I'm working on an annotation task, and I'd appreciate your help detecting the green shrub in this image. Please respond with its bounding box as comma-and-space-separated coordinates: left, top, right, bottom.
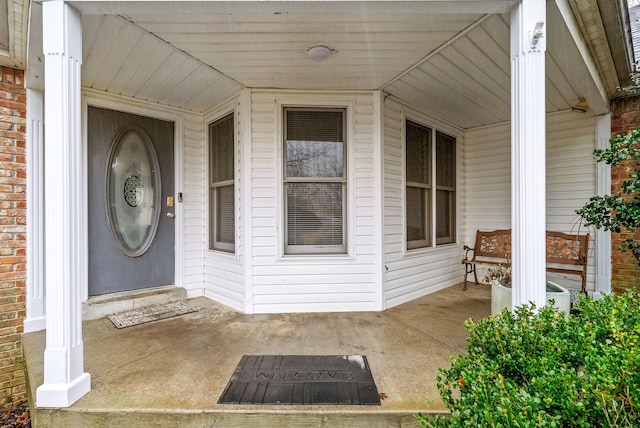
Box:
416, 291, 640, 427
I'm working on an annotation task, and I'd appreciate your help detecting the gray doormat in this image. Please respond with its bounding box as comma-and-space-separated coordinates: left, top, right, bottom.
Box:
108, 301, 196, 328
218, 355, 381, 405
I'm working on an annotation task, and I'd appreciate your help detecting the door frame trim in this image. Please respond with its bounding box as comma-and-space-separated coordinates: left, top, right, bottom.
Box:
82, 91, 185, 302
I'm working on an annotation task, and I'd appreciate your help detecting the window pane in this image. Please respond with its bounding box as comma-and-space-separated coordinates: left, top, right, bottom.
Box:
285, 109, 344, 178
436, 189, 455, 243
216, 185, 235, 246
436, 131, 455, 188
406, 186, 427, 243
406, 121, 431, 185
286, 110, 343, 142
210, 114, 234, 183
286, 140, 344, 178
209, 113, 235, 252
287, 183, 343, 246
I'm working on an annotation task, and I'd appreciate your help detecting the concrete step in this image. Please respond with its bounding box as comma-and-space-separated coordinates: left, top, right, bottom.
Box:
82, 285, 187, 320
31, 407, 428, 427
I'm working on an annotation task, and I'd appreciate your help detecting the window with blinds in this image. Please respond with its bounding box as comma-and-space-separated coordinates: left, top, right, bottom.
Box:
406, 120, 456, 250
284, 108, 347, 254
209, 113, 235, 252
435, 131, 456, 244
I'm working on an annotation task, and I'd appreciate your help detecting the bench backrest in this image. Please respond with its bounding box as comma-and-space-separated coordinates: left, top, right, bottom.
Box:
472, 230, 588, 263
470, 229, 589, 291
473, 229, 511, 260
545, 231, 589, 267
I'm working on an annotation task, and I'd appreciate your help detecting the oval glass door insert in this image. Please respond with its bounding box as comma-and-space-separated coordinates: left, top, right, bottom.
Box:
106, 126, 161, 257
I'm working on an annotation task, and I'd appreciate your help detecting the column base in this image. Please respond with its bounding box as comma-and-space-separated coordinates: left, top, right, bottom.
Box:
23, 316, 46, 333
36, 373, 91, 408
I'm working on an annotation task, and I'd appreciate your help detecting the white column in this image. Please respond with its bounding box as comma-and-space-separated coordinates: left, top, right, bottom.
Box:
594, 114, 612, 299
25, 89, 46, 333
510, 0, 547, 309
36, 0, 91, 407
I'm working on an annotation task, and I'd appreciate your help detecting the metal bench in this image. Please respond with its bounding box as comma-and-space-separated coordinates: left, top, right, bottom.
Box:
462, 229, 589, 292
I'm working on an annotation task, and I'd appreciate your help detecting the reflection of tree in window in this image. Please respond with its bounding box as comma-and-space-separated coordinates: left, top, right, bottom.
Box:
287, 141, 343, 177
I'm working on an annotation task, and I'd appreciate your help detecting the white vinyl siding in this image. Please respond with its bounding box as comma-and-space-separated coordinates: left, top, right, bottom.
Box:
384, 98, 463, 308
249, 90, 381, 313
545, 112, 597, 290
462, 111, 597, 292
181, 111, 207, 295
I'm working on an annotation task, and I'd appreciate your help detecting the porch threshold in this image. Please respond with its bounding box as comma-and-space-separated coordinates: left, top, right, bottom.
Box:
82, 285, 187, 321
24, 284, 490, 428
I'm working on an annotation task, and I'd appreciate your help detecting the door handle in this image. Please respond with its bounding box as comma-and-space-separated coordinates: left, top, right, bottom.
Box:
166, 212, 175, 219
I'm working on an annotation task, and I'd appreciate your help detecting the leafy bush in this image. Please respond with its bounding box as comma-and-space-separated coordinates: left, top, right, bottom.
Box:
416, 291, 640, 427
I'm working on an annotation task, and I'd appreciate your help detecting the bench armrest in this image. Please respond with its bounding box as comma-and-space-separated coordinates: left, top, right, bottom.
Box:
462, 245, 474, 263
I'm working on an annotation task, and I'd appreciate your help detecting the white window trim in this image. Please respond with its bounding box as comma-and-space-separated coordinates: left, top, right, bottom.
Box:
274, 96, 356, 261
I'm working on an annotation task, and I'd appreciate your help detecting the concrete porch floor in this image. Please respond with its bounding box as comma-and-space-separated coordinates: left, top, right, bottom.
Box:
24, 284, 490, 427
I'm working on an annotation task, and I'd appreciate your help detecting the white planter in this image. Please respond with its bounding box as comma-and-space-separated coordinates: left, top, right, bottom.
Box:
491, 281, 571, 318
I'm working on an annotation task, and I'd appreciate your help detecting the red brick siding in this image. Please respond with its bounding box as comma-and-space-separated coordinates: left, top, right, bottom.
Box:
0, 66, 26, 411
610, 95, 640, 293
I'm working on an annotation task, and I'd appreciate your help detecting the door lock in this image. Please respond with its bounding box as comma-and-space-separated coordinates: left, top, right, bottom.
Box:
166, 212, 175, 219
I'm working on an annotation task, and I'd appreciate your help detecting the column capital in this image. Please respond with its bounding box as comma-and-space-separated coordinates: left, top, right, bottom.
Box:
42, 1, 82, 61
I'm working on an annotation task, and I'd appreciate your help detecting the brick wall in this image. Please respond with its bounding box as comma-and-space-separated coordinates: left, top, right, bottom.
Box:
610, 95, 640, 293
0, 66, 26, 411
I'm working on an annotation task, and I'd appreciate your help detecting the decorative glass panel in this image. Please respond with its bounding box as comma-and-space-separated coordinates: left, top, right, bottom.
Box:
106, 127, 161, 257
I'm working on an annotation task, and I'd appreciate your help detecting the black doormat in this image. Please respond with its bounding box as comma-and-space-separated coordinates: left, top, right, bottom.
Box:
218, 355, 381, 406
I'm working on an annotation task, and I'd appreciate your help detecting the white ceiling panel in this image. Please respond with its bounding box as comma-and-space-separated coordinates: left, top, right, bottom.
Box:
13, 0, 622, 126
80, 14, 243, 110
128, 10, 484, 91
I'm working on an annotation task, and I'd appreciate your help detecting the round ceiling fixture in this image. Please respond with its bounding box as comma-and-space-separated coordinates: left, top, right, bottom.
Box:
306, 45, 333, 61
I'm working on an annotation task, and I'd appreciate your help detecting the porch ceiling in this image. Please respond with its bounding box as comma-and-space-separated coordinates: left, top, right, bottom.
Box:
23, 1, 632, 128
